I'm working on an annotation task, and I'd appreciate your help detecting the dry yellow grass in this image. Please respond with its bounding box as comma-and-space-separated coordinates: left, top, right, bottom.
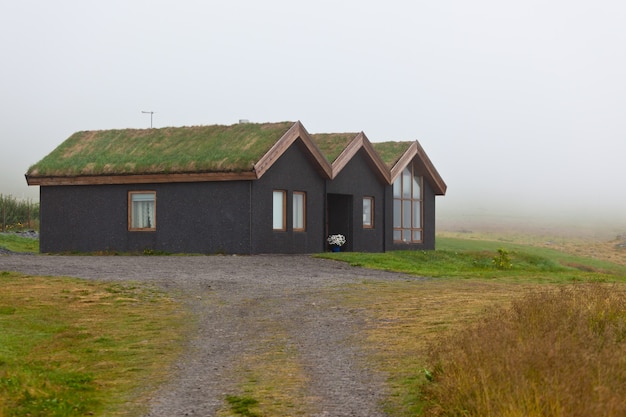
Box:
331, 279, 540, 415
438, 229, 626, 266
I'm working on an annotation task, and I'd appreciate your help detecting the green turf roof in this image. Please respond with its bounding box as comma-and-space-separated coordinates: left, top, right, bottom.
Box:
27, 122, 421, 181
311, 133, 358, 163
27, 122, 295, 177
371, 141, 414, 169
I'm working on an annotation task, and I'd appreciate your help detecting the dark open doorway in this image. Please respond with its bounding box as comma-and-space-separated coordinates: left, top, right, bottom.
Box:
326, 193, 353, 252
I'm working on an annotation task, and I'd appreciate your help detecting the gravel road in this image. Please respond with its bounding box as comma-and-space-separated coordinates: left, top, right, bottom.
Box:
0, 253, 421, 416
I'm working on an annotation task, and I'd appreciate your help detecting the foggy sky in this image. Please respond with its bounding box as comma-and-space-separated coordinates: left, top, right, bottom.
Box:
2, 1, 625, 230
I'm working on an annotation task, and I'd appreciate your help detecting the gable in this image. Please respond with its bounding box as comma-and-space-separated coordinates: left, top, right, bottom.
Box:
254, 121, 332, 180
373, 141, 447, 195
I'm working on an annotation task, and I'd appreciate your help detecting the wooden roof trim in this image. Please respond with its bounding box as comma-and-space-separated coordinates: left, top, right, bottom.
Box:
25, 171, 257, 186
327, 132, 359, 178
390, 141, 447, 195
253, 121, 332, 179
331, 132, 390, 183
389, 142, 417, 182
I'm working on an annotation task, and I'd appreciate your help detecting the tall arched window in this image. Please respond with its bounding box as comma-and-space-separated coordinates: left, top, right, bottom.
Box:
393, 164, 422, 242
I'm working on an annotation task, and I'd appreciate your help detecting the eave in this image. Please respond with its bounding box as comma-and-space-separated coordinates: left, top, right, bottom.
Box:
25, 171, 257, 186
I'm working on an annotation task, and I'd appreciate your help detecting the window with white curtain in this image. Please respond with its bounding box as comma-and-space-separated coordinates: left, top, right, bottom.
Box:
129, 191, 156, 231
393, 164, 423, 242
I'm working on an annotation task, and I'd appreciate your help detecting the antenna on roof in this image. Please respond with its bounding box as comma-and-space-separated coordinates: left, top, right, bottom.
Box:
141, 111, 155, 128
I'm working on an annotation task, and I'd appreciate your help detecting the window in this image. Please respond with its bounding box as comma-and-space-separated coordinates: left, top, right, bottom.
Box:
273, 190, 286, 230
393, 165, 422, 242
363, 197, 374, 228
129, 191, 156, 231
293, 192, 306, 231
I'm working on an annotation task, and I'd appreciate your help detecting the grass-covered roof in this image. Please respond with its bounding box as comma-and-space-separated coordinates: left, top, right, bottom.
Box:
311, 133, 359, 163
371, 141, 414, 169
25, 121, 444, 191
27, 122, 295, 177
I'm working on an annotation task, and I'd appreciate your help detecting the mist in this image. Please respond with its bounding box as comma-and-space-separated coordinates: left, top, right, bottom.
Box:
1, 1, 625, 238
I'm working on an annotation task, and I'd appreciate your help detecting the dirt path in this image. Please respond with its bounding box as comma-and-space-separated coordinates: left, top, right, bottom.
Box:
0, 254, 421, 416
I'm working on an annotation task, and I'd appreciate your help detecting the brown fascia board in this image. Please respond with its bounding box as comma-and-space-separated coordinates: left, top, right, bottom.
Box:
332, 132, 391, 183
253, 121, 333, 180
25, 171, 257, 186
390, 141, 447, 195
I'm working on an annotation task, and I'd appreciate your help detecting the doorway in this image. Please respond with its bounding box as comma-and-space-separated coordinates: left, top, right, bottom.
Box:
326, 193, 353, 252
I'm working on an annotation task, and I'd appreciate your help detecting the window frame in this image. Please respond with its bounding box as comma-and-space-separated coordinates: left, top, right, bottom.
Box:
272, 190, 287, 231
292, 191, 306, 232
128, 191, 157, 232
362, 196, 374, 229
392, 165, 423, 243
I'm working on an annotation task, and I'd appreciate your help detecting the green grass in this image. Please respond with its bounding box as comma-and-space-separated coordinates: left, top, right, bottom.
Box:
225, 395, 261, 417
0, 272, 190, 416
311, 132, 358, 162
371, 141, 414, 168
0, 233, 38, 253
27, 122, 296, 177
315, 236, 626, 282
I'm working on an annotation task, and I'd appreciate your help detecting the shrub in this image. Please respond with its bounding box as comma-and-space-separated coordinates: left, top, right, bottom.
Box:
0, 194, 39, 232
492, 248, 512, 270
422, 283, 626, 417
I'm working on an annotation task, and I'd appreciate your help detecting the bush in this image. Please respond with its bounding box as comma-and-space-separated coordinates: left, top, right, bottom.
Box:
422, 283, 626, 417
492, 248, 512, 270
0, 194, 39, 232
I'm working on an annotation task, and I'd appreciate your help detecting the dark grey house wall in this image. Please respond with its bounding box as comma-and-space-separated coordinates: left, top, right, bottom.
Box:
37, 142, 441, 254
40, 185, 126, 253
40, 181, 252, 254
326, 148, 386, 252
250, 139, 326, 254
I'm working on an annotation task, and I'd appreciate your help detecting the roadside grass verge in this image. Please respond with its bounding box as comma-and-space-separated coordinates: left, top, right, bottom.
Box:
0, 233, 38, 253
0, 272, 190, 416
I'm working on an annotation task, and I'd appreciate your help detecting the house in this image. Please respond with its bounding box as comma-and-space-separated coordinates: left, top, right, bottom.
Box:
25, 121, 446, 254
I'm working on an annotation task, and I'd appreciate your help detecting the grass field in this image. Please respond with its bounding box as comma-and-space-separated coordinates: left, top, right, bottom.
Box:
0, 272, 189, 416
2, 232, 626, 416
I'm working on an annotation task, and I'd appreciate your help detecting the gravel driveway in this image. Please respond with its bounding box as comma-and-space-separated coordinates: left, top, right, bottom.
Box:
0, 253, 421, 416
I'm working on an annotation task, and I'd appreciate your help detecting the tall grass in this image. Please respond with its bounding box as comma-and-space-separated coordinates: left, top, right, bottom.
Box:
0, 194, 39, 232
421, 283, 626, 417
